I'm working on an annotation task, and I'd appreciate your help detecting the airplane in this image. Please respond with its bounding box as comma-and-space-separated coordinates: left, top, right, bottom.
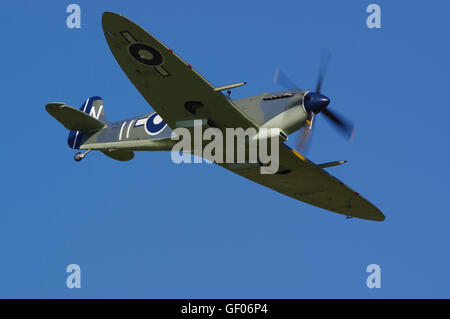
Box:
46, 12, 384, 222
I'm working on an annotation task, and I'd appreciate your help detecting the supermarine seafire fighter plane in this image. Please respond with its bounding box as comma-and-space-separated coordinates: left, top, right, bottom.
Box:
46, 12, 384, 221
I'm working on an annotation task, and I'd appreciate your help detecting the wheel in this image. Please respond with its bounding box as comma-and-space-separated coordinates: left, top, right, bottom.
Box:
74, 152, 84, 162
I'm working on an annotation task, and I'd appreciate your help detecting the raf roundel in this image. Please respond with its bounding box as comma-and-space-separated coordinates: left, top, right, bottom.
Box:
145, 113, 167, 135
129, 43, 163, 66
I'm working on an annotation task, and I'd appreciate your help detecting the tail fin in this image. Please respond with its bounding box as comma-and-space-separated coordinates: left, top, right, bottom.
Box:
67, 97, 106, 149
46, 96, 107, 149
82, 96, 106, 123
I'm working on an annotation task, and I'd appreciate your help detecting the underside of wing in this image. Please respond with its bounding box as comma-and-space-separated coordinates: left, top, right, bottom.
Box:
222, 143, 385, 221
102, 12, 257, 131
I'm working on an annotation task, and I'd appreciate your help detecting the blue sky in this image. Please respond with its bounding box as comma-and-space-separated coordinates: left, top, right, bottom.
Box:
1, 0, 449, 298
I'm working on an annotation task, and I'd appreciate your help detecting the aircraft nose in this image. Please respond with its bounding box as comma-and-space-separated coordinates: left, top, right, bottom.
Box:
303, 92, 330, 114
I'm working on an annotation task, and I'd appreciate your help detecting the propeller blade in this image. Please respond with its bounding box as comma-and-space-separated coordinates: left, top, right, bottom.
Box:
297, 115, 315, 153
315, 48, 331, 93
322, 108, 356, 141
298, 126, 312, 153
274, 50, 355, 150
273, 67, 298, 90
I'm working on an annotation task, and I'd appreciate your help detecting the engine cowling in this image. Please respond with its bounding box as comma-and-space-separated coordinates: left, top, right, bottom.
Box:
260, 104, 309, 135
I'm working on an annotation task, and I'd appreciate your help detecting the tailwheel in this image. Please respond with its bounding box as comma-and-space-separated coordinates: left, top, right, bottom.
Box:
74, 152, 84, 162
74, 150, 91, 162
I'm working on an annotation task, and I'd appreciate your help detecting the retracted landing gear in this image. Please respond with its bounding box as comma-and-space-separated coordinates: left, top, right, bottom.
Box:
74, 149, 91, 162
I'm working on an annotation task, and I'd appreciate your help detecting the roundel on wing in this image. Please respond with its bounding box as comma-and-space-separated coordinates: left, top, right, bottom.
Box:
129, 43, 163, 66
145, 113, 167, 135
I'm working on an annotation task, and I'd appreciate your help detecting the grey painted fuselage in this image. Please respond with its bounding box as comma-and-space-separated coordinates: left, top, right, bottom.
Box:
80, 89, 309, 152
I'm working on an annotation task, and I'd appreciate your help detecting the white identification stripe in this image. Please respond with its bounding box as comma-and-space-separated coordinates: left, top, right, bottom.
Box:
73, 99, 89, 148
82, 99, 89, 112
126, 120, 135, 139
135, 118, 147, 126
73, 131, 79, 148
119, 122, 127, 141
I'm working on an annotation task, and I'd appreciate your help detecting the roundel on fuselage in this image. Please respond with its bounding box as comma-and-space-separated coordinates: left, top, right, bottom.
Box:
145, 113, 167, 135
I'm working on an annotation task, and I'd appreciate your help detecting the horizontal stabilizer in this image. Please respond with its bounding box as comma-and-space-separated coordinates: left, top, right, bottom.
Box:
101, 150, 134, 161
45, 103, 106, 133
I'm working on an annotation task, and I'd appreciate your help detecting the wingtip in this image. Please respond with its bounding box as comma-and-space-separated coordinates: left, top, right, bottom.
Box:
369, 206, 385, 222
102, 11, 125, 29
102, 11, 114, 21
102, 11, 118, 19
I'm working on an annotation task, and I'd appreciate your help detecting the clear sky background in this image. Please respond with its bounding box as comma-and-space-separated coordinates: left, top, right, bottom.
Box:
0, 0, 449, 298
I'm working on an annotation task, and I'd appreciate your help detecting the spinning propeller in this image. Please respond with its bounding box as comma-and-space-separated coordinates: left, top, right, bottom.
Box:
274, 49, 355, 152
